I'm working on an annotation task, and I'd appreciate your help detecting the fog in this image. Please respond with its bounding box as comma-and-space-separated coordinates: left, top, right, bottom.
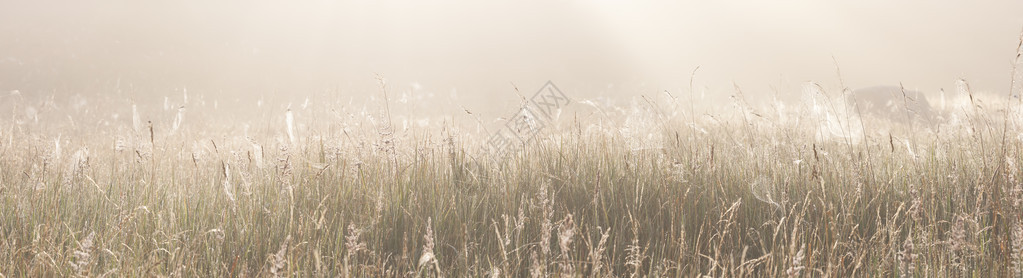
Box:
2, 1, 1022, 115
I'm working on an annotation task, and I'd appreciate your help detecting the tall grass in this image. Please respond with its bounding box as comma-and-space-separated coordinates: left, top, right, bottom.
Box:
2, 40, 1023, 275
0, 86, 1021, 277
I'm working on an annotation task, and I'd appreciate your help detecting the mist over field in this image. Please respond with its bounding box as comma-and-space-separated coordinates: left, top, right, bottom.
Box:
3, 1, 1023, 277
3, 1, 1023, 112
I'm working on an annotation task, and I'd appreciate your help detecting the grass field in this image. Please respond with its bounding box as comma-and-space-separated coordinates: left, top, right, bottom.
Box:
2, 76, 1023, 277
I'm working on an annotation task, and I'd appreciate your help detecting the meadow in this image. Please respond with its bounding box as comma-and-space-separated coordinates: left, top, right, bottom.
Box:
2, 76, 1023, 277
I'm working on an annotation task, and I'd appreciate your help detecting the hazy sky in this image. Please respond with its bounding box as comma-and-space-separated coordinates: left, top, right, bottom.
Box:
2, 1, 1022, 109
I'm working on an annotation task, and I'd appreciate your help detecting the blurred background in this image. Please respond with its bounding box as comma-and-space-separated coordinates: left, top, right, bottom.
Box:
2, 1, 1022, 117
